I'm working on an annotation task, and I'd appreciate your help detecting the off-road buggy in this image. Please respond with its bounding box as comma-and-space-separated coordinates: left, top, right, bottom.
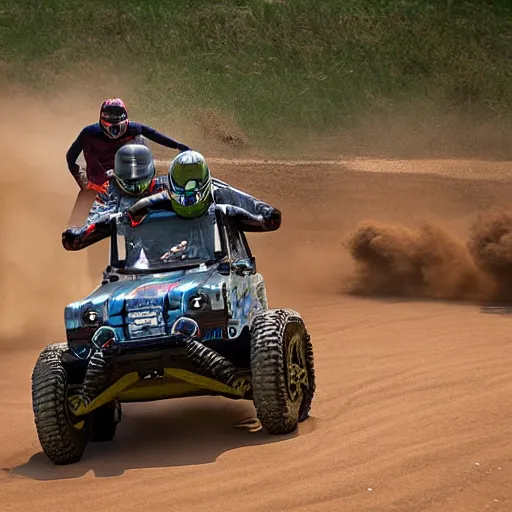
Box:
31, 201, 315, 465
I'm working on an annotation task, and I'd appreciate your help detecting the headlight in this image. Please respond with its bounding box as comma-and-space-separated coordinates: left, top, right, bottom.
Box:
83, 309, 99, 325
188, 293, 209, 311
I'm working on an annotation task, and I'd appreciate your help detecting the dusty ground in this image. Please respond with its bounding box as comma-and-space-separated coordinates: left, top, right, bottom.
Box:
1, 156, 512, 512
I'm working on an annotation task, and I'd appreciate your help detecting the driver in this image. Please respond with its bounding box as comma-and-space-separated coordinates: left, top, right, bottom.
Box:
62, 143, 168, 250
66, 98, 191, 192
63, 150, 281, 252
128, 150, 282, 231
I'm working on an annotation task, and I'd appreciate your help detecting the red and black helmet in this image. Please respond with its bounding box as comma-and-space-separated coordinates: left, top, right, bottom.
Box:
99, 98, 129, 139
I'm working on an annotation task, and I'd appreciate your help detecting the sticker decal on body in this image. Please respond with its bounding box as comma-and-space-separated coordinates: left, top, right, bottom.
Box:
126, 281, 179, 299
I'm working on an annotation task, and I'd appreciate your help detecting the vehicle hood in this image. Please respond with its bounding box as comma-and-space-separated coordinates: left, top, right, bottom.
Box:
65, 264, 225, 340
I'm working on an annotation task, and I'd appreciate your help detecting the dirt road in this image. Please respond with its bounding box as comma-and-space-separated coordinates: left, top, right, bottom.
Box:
1, 158, 512, 511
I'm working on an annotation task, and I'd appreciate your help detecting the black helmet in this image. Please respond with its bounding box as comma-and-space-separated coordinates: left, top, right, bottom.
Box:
114, 144, 155, 195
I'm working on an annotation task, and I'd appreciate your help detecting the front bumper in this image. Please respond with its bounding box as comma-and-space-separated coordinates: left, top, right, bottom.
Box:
103, 335, 190, 376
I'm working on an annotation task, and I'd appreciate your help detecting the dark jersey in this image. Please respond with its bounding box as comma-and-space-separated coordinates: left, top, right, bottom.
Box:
62, 175, 168, 251
62, 178, 281, 251
66, 122, 190, 186
126, 178, 282, 233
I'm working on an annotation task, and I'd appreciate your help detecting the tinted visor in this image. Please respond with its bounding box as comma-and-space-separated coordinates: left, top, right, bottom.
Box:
101, 105, 127, 123
117, 176, 152, 195
101, 119, 128, 138
170, 178, 210, 206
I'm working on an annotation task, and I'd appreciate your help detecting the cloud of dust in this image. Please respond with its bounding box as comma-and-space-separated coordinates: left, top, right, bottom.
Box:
272, 99, 512, 161
0, 77, 272, 351
149, 106, 256, 163
0, 86, 113, 349
467, 208, 512, 302
343, 219, 498, 303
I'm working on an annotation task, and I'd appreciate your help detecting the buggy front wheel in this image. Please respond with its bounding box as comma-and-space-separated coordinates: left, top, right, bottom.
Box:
250, 309, 315, 435
31, 343, 90, 465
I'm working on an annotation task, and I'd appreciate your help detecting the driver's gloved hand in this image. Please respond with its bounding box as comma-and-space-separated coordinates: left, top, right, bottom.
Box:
264, 207, 281, 230
223, 204, 281, 231
62, 226, 87, 250
259, 205, 281, 222
258, 205, 272, 219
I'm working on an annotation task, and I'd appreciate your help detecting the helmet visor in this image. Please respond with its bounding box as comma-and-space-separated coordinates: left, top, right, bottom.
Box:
100, 104, 127, 122
117, 176, 152, 195
170, 178, 211, 206
101, 119, 128, 138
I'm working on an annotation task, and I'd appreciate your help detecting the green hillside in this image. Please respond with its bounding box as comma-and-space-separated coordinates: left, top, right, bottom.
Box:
1, 0, 511, 156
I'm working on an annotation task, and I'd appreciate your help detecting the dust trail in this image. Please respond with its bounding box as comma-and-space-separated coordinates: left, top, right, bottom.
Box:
467, 207, 512, 302
344, 220, 497, 302
0, 90, 101, 349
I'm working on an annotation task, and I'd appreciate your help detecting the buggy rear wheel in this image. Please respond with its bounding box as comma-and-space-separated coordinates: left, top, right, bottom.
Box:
31, 343, 89, 465
250, 309, 315, 435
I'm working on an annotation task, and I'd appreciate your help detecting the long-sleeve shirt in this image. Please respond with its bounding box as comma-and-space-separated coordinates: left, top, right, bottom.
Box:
62, 175, 167, 251
66, 122, 190, 187
62, 178, 281, 251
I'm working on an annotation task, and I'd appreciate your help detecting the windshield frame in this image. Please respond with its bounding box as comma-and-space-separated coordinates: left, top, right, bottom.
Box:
109, 208, 227, 275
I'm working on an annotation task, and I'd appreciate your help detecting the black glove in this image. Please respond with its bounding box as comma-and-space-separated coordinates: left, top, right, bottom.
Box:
222, 204, 281, 232
62, 218, 112, 250
261, 206, 281, 230
62, 226, 87, 250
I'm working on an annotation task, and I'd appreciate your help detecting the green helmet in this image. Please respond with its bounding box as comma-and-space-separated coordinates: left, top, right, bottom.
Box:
168, 150, 212, 218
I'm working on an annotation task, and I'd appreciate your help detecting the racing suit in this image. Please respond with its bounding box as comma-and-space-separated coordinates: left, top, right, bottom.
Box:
66, 122, 190, 191
62, 174, 168, 251
129, 178, 281, 233
62, 177, 281, 251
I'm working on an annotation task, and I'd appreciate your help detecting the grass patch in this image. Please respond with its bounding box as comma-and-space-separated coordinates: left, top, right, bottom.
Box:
1, 0, 511, 153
